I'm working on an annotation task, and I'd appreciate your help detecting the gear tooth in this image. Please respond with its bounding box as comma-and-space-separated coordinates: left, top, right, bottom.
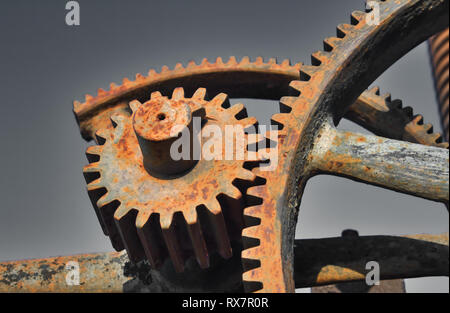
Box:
136, 213, 164, 268
187, 60, 197, 68
300, 65, 318, 79
293, 62, 303, 70
200, 58, 209, 66
109, 82, 118, 90
281, 59, 291, 67
83, 162, 100, 174
247, 185, 265, 199
311, 51, 330, 65
267, 57, 277, 64
96, 192, 115, 209
242, 268, 263, 292
110, 113, 126, 128
242, 226, 262, 241
271, 113, 290, 129
227, 103, 245, 116
160, 220, 185, 272
212, 93, 230, 108
227, 56, 238, 65
423, 123, 433, 132
148, 69, 157, 76
205, 198, 221, 215
114, 208, 146, 262
161, 65, 169, 73
255, 56, 263, 64
236, 169, 257, 182
85, 94, 94, 102
192, 88, 207, 100
151, 91, 163, 100
351, 10, 366, 25
135, 73, 144, 81
369, 86, 380, 95
323, 37, 342, 52
174, 62, 183, 70
183, 211, 210, 269
412, 115, 424, 125
172, 87, 185, 100
73, 100, 82, 112
85, 146, 102, 163
86, 177, 103, 190
383, 92, 392, 102
216, 57, 224, 65
129, 100, 141, 113
239, 117, 258, 128
280, 96, 297, 108
239, 56, 250, 65
95, 129, 111, 145
289, 80, 308, 92
402, 106, 414, 117
96, 199, 124, 251
226, 184, 243, 200
205, 200, 232, 259
337, 23, 355, 36
243, 205, 264, 222
160, 214, 174, 229
122, 77, 131, 85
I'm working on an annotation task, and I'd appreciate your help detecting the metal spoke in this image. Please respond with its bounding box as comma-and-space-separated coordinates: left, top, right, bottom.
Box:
295, 233, 449, 288
309, 125, 449, 203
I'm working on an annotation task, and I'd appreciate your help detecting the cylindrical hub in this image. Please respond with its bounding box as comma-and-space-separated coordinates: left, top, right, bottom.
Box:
132, 97, 197, 177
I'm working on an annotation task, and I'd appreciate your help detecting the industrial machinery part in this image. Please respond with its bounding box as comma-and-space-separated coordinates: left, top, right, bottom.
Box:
84, 88, 259, 272
1, 232, 447, 292
429, 28, 449, 141
240, 0, 448, 292
72, 0, 449, 293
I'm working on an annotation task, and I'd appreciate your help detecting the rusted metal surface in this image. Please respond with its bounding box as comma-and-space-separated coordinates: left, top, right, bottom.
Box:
69, 0, 450, 294
0, 252, 128, 293
295, 233, 449, 288
241, 0, 449, 293
348, 86, 449, 148
429, 28, 449, 141
309, 125, 449, 203
73, 58, 447, 148
73, 57, 302, 141
84, 88, 258, 273
1, 233, 446, 292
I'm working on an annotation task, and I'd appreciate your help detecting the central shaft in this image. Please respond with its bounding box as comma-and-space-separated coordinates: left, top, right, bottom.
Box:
132, 96, 197, 177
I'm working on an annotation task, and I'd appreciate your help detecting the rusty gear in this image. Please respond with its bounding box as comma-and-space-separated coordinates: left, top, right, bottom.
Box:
73, 0, 449, 294
241, 0, 449, 292
83, 87, 258, 272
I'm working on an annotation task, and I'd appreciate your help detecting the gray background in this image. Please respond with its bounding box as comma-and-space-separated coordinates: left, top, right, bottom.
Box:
0, 0, 447, 292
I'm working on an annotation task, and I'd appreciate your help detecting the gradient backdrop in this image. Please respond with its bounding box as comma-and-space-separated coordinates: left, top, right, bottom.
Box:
0, 0, 448, 292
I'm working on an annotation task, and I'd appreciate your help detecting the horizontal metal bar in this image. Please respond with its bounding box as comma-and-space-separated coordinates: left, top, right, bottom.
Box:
295, 233, 449, 288
0, 233, 447, 292
309, 125, 449, 203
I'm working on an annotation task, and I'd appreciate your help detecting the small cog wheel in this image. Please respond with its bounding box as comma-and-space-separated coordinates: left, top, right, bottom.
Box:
83, 87, 258, 272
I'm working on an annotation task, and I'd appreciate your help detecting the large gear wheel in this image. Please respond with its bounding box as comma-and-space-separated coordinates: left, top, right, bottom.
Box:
84, 87, 259, 272
241, 0, 449, 292
73, 0, 449, 293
